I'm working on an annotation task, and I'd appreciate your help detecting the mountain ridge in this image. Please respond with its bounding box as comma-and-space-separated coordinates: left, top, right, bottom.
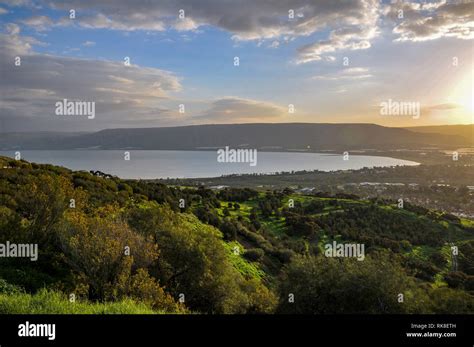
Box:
0, 123, 471, 150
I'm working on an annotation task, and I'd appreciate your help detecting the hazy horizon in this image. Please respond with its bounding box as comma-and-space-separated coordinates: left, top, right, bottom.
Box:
0, 121, 473, 136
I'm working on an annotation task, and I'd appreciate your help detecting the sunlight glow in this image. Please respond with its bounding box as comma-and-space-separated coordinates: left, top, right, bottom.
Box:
448, 69, 474, 120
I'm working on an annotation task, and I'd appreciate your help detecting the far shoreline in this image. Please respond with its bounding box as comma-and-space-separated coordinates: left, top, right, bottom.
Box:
0, 150, 421, 181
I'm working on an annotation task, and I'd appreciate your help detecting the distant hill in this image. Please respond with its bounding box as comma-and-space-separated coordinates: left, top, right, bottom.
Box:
0, 132, 87, 150
403, 124, 473, 143
0, 123, 471, 150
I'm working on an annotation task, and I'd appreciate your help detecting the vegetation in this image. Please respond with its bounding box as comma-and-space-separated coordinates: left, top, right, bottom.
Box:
166, 163, 474, 217
0, 156, 473, 314
0, 289, 161, 314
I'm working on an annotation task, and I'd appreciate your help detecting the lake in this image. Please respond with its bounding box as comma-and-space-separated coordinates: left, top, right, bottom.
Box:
0, 150, 419, 179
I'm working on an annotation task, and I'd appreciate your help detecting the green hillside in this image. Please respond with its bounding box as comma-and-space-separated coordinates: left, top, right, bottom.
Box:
0, 156, 473, 314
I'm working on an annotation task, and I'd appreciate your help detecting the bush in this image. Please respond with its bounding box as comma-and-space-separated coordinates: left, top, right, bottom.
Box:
150, 210, 252, 313
0, 279, 22, 295
241, 278, 277, 314
128, 269, 184, 313
278, 253, 427, 314
58, 207, 159, 301
220, 219, 238, 240
243, 248, 265, 262
444, 271, 467, 289
428, 287, 474, 314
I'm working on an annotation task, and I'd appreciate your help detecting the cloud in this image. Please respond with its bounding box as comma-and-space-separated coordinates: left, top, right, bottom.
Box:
0, 0, 34, 6
269, 40, 280, 48
38, 0, 375, 37
82, 40, 96, 46
5, 22, 20, 35
10, 0, 474, 45
425, 103, 462, 110
196, 97, 287, 123
13, 1, 471, 64
174, 18, 199, 32
78, 13, 166, 31
0, 25, 182, 131
0, 22, 292, 131
15, 0, 384, 63
312, 67, 373, 81
385, 1, 474, 42
21, 15, 54, 31
0, 7, 8, 14
296, 1, 380, 63
2, 23, 44, 55
20, 14, 73, 32
420, 102, 464, 117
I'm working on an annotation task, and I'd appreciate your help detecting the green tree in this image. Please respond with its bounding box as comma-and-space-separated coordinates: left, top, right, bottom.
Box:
58, 206, 159, 301
278, 253, 428, 314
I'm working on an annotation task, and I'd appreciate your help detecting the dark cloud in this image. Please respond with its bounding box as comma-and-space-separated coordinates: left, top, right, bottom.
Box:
0, 25, 182, 131
16, 0, 383, 62
385, 1, 474, 42
11, 1, 472, 63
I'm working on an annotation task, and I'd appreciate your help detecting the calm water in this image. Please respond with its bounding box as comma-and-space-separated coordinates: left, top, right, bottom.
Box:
0, 150, 419, 179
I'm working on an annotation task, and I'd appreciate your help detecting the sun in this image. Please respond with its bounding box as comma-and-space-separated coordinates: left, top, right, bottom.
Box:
447, 69, 474, 118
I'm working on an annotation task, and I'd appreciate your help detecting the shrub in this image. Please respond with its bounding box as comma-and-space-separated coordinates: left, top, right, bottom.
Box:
278, 253, 427, 314
58, 208, 159, 301
128, 269, 184, 313
444, 271, 467, 289
0, 279, 22, 295
243, 248, 265, 262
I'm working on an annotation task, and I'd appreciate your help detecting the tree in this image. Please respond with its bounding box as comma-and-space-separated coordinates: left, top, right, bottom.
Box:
220, 219, 238, 241
58, 206, 159, 301
444, 271, 467, 289
241, 278, 277, 314
459, 241, 474, 275
428, 287, 474, 313
128, 269, 184, 312
145, 208, 250, 313
16, 174, 77, 245
278, 253, 427, 314
243, 248, 264, 262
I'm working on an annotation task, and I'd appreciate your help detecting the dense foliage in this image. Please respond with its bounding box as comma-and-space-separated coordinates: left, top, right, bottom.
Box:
0, 156, 473, 314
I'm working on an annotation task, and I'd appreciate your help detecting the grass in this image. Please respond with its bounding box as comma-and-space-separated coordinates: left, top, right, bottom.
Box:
224, 241, 265, 280
460, 218, 474, 228
261, 217, 286, 237
216, 200, 256, 219
410, 245, 436, 260
0, 289, 163, 314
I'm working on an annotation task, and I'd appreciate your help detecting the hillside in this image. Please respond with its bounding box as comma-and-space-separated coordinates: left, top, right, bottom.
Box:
0, 156, 473, 314
0, 123, 470, 150
404, 124, 473, 141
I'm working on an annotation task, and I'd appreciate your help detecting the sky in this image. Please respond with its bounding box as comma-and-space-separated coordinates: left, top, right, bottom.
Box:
0, 0, 472, 132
